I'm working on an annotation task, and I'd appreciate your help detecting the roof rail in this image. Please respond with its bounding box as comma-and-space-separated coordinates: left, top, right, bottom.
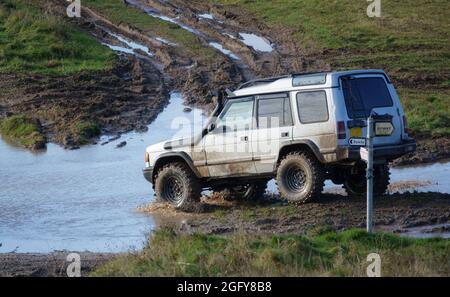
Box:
236, 75, 291, 90
235, 71, 330, 91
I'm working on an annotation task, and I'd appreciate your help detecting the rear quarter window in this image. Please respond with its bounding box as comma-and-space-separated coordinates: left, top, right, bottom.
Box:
296, 91, 329, 124
342, 77, 393, 118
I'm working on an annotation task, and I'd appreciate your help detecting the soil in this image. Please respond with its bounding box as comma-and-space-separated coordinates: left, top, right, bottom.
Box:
143, 191, 450, 237
0, 0, 447, 163
0, 57, 168, 148
0, 252, 115, 277
392, 136, 450, 167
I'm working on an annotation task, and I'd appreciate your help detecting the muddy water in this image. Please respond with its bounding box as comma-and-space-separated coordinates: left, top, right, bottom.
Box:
0, 93, 206, 253
1, 92, 449, 253
266, 162, 450, 195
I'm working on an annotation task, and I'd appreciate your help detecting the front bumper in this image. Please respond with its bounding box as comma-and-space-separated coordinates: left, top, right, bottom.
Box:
348, 139, 417, 161
143, 167, 154, 183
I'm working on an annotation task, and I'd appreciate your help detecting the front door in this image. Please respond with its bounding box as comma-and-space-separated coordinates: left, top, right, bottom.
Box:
204, 97, 256, 177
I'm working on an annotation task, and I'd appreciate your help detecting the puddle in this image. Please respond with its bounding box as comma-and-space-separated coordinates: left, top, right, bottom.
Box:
399, 224, 450, 239
209, 42, 240, 60
102, 31, 154, 57
0, 92, 206, 253
126, 0, 244, 62
102, 43, 135, 55
239, 33, 273, 52
1, 94, 448, 253
155, 37, 177, 46
109, 32, 154, 56
127, 0, 201, 35
198, 13, 214, 20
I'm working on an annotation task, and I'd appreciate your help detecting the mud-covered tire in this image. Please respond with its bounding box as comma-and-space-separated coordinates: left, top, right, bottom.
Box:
214, 181, 268, 201
343, 164, 391, 197
276, 152, 325, 203
154, 162, 201, 210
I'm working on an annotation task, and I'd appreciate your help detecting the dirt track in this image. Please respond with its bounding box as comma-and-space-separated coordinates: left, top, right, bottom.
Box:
0, 0, 448, 162
144, 192, 450, 236
2, 191, 448, 277
0, 252, 115, 277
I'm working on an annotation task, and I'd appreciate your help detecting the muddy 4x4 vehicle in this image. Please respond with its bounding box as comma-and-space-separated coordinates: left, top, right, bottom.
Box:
143, 70, 416, 209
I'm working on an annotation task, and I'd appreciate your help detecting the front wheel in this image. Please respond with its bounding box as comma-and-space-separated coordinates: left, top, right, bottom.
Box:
154, 162, 201, 210
276, 152, 325, 203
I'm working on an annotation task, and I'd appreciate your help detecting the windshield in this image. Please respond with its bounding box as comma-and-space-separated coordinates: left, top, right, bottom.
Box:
342, 77, 393, 118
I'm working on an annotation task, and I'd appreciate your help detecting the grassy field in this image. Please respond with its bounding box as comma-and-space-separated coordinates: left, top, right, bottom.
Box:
210, 0, 450, 136
84, 0, 219, 62
0, 0, 116, 75
0, 114, 46, 149
93, 228, 449, 277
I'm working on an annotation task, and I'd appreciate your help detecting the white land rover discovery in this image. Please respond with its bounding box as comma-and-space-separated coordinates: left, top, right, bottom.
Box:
143, 70, 416, 209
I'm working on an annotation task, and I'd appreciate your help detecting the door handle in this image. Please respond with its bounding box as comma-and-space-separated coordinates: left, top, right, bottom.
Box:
281, 132, 289, 138
241, 136, 249, 142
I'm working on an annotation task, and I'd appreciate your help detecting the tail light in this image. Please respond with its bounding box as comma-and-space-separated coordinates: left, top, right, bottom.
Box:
145, 152, 150, 163
337, 121, 346, 139
402, 115, 408, 133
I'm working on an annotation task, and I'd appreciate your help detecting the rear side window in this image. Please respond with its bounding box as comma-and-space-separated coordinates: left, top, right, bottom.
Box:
342, 77, 393, 118
257, 97, 293, 128
296, 91, 329, 124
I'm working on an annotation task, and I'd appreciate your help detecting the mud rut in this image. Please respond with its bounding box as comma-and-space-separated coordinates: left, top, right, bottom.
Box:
0, 0, 331, 147
54, 0, 310, 106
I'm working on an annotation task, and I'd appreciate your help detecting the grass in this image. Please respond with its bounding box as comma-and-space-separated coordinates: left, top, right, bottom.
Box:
209, 0, 450, 136
0, 0, 116, 75
0, 114, 46, 149
84, 0, 219, 62
399, 88, 450, 136
73, 121, 101, 145
93, 228, 450, 277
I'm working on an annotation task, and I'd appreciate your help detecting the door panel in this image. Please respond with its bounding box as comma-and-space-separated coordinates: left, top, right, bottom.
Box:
341, 75, 402, 146
204, 98, 256, 177
252, 94, 293, 174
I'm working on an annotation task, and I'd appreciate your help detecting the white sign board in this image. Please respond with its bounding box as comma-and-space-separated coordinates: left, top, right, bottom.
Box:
360, 147, 369, 162
349, 138, 366, 146
375, 122, 394, 136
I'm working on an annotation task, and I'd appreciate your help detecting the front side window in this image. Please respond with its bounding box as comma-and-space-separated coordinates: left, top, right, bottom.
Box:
257, 97, 292, 128
296, 91, 329, 124
217, 98, 254, 132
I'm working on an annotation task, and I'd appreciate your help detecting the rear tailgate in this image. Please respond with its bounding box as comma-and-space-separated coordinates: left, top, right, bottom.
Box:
341, 74, 402, 147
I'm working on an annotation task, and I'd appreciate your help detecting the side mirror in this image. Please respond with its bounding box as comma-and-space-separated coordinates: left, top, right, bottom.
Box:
208, 123, 216, 132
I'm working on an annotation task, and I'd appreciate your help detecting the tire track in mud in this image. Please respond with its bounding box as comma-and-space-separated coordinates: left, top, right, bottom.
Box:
139, 0, 330, 76
46, 0, 323, 129
79, 1, 247, 106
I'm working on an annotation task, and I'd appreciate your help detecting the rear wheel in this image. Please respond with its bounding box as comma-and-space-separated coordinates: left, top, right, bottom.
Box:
213, 180, 268, 201
154, 162, 201, 210
276, 152, 325, 203
343, 164, 390, 197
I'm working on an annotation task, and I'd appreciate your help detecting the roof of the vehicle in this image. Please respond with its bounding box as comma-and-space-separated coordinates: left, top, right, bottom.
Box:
232, 69, 389, 97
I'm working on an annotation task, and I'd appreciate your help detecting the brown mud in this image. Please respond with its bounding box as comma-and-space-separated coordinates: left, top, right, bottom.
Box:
0, 252, 115, 277
143, 192, 450, 237
392, 136, 450, 167
0, 0, 448, 163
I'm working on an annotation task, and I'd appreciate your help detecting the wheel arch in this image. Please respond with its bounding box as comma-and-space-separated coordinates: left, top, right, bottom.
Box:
275, 140, 325, 171
152, 152, 201, 183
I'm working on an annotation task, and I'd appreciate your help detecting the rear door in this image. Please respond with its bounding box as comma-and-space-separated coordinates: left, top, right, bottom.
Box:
252, 93, 293, 173
341, 74, 402, 146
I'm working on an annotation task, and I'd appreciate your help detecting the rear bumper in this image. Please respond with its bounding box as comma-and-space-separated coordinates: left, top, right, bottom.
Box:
347, 139, 417, 161
143, 167, 154, 183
